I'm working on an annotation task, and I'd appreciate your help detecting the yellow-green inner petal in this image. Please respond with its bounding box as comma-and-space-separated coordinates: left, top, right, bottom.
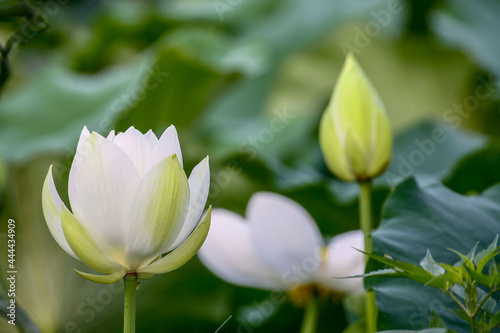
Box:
74, 270, 125, 284
138, 206, 212, 275
61, 206, 124, 274
125, 154, 190, 268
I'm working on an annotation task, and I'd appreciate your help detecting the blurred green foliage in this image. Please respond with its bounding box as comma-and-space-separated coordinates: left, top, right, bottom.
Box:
0, 0, 499, 332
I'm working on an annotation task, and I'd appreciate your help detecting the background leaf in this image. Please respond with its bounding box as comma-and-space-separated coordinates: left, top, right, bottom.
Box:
367, 178, 500, 332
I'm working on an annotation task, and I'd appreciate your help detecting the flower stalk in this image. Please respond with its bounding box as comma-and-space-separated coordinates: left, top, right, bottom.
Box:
318, 53, 390, 333
124, 274, 138, 333
359, 182, 373, 258
300, 297, 318, 333
359, 181, 377, 333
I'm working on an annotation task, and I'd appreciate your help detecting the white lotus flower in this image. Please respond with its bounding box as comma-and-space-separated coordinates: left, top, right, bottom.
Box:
198, 192, 364, 294
42, 126, 211, 284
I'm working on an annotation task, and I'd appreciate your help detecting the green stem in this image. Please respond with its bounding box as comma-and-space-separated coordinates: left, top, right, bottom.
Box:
471, 318, 477, 333
300, 297, 318, 333
359, 181, 373, 257
359, 181, 377, 333
446, 291, 469, 315
366, 288, 377, 333
124, 274, 138, 333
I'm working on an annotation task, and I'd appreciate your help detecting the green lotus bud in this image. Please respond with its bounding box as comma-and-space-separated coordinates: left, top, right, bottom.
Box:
319, 53, 392, 182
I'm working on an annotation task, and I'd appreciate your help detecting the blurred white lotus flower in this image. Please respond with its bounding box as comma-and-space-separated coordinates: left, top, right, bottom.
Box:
42, 126, 211, 284
198, 192, 364, 295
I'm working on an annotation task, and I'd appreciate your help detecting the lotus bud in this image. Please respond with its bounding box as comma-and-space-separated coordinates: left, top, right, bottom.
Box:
319, 53, 392, 182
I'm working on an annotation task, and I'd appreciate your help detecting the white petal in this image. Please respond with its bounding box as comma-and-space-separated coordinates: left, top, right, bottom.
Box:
125, 155, 190, 269
76, 126, 90, 150
113, 130, 126, 142
41, 166, 78, 259
198, 209, 285, 290
107, 130, 116, 141
68, 132, 141, 266
166, 156, 210, 251
112, 127, 153, 176
144, 129, 158, 148
316, 230, 365, 293
144, 125, 183, 173
247, 192, 323, 281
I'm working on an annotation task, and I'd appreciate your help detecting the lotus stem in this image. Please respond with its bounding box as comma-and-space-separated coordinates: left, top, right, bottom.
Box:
359, 181, 377, 333
124, 274, 138, 333
300, 297, 318, 333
